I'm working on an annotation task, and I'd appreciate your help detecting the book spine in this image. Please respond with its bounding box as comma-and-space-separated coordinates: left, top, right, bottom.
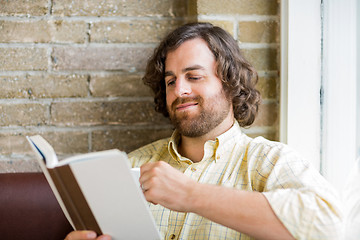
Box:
49, 166, 102, 235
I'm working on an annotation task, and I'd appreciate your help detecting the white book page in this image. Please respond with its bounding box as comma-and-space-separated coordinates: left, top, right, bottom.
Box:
26, 135, 75, 229
57, 150, 122, 167
26, 135, 58, 168
70, 151, 160, 240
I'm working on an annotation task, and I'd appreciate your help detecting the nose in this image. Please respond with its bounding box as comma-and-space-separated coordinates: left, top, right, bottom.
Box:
174, 78, 191, 97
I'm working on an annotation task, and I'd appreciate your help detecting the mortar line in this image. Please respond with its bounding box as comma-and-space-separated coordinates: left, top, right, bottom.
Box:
0, 97, 154, 104
198, 14, 279, 21
0, 70, 146, 75
0, 16, 190, 21
0, 124, 174, 133
0, 42, 157, 48
47, 0, 53, 15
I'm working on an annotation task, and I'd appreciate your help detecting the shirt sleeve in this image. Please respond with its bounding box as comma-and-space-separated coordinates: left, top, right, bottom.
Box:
258, 144, 343, 239
128, 138, 170, 168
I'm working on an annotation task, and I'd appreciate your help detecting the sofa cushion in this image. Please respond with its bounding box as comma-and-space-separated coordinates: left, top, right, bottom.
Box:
0, 172, 73, 240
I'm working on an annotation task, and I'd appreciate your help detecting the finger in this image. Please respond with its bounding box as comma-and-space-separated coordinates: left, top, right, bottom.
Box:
139, 162, 159, 185
65, 230, 97, 240
97, 234, 112, 240
140, 176, 155, 192
140, 162, 157, 175
142, 183, 159, 205
140, 161, 170, 179
140, 161, 175, 192
141, 182, 147, 192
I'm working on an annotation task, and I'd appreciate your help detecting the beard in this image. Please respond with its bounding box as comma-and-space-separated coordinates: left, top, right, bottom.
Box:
167, 90, 232, 138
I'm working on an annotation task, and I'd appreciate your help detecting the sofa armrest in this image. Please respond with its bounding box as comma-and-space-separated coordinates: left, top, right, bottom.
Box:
0, 172, 73, 240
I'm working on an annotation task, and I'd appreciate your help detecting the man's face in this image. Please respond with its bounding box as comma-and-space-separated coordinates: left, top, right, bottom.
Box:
164, 38, 233, 137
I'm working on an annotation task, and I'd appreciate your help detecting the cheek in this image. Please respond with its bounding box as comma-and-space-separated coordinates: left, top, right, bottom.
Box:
166, 92, 174, 108
199, 87, 218, 99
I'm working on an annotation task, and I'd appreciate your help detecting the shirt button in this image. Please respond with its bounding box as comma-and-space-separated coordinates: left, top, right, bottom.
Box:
191, 167, 196, 172
170, 234, 176, 239
216, 156, 220, 160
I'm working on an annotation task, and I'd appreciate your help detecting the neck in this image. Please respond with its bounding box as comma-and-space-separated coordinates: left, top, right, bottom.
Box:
178, 113, 234, 163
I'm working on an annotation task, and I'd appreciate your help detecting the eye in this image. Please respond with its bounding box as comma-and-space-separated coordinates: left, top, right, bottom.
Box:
188, 75, 202, 81
186, 71, 203, 81
166, 78, 175, 86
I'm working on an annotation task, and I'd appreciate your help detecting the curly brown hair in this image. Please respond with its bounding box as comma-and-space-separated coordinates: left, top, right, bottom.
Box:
142, 22, 261, 127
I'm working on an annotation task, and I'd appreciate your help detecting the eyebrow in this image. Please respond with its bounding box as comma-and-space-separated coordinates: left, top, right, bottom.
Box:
164, 64, 205, 77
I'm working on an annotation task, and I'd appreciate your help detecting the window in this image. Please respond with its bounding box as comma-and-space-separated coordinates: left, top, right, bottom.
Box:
280, 0, 359, 190
321, 0, 358, 190
280, 0, 322, 169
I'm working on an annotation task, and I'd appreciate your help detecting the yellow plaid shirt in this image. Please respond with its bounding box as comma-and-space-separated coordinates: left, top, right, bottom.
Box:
128, 121, 343, 240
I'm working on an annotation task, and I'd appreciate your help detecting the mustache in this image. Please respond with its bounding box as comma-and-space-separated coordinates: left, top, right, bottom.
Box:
170, 96, 203, 111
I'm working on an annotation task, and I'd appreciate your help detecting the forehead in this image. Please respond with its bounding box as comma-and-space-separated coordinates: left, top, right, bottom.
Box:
165, 38, 215, 71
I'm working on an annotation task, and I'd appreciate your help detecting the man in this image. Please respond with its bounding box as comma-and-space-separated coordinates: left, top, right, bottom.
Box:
344, 157, 360, 239
66, 22, 342, 240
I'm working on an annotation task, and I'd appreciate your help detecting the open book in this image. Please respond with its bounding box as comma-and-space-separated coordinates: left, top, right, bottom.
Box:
26, 135, 161, 240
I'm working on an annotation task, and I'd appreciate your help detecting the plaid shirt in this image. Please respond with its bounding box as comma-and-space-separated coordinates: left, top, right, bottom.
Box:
128, 121, 343, 240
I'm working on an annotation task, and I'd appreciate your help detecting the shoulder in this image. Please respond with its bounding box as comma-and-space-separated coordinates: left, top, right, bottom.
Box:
128, 137, 170, 167
242, 135, 312, 180
246, 135, 301, 161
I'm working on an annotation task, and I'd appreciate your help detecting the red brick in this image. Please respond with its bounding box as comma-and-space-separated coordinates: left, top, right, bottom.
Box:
0, 0, 48, 16
50, 101, 170, 126
0, 48, 47, 71
0, 74, 88, 98
52, 47, 152, 71
202, 20, 234, 36
0, 131, 88, 155
253, 101, 279, 127
92, 127, 173, 153
257, 76, 279, 100
89, 74, 151, 97
0, 158, 41, 173
52, 0, 187, 17
0, 20, 49, 43
196, 0, 278, 15
239, 21, 279, 43
0, 20, 87, 43
90, 20, 184, 43
0, 103, 49, 126
0, 133, 29, 154
49, 20, 87, 43
242, 48, 278, 71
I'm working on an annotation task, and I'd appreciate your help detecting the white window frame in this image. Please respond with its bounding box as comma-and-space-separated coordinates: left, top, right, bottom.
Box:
358, 5, 360, 161
321, 0, 358, 190
281, 0, 359, 191
280, 0, 322, 170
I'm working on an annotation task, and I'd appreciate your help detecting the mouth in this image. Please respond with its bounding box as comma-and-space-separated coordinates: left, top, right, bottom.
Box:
175, 102, 198, 111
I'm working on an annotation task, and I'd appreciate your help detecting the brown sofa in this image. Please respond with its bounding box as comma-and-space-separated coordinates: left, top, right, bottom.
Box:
0, 172, 73, 240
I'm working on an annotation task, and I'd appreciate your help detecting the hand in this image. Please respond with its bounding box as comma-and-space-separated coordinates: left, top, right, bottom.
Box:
65, 231, 111, 240
139, 161, 198, 212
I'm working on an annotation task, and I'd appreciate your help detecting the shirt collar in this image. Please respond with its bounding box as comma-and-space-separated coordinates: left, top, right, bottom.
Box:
167, 119, 243, 163
215, 120, 242, 149
168, 130, 183, 164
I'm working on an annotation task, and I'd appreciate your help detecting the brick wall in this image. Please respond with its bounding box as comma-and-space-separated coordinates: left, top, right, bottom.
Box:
0, 0, 279, 172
